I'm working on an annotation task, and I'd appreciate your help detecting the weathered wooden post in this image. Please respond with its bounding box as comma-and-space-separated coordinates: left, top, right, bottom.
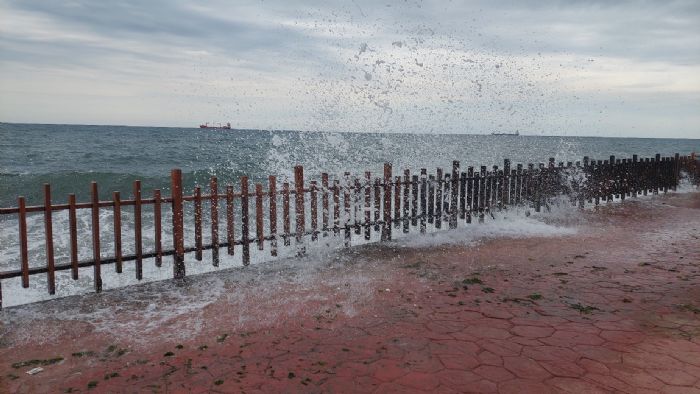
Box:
241, 176, 251, 265
171, 169, 186, 279
311, 180, 319, 241
515, 164, 523, 205
466, 166, 474, 223
268, 177, 277, 256
576, 162, 584, 209
90, 182, 102, 292
374, 178, 381, 232
394, 175, 401, 229
154, 189, 163, 266
459, 172, 467, 219
643, 158, 650, 196
403, 169, 410, 233
210, 177, 220, 266
420, 169, 427, 233
344, 172, 351, 246
354, 177, 362, 235
503, 159, 511, 207
333, 180, 340, 235
535, 163, 544, 212
69, 194, 80, 277
411, 174, 419, 227
436, 168, 443, 228
133, 180, 143, 279
322, 173, 329, 237
226, 185, 235, 256
673, 153, 680, 191
256, 183, 264, 250
450, 161, 459, 229
194, 186, 203, 261
42, 184, 57, 294
382, 163, 392, 241
654, 154, 661, 194
619, 159, 626, 201
283, 182, 291, 245
631, 155, 638, 197
364, 172, 371, 240
428, 174, 435, 224
18, 197, 29, 287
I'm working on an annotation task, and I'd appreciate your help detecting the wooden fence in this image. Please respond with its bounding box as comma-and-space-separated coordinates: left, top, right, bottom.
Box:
0, 152, 697, 308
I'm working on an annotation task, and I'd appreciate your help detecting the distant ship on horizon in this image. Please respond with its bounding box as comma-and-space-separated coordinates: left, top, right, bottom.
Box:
199, 122, 231, 129
491, 131, 520, 136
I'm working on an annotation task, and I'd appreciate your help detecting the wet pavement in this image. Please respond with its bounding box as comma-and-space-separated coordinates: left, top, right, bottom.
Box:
1, 192, 699, 393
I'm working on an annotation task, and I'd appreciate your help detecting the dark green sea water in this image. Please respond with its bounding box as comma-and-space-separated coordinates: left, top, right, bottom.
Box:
2, 123, 698, 207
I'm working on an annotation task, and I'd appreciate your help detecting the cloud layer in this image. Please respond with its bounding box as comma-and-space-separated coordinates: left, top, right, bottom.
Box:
1, 0, 699, 137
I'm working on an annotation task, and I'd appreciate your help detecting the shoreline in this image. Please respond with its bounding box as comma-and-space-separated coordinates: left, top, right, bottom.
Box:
1, 192, 699, 392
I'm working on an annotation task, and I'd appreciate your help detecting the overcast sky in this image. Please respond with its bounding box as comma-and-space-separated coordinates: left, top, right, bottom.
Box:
1, 0, 699, 138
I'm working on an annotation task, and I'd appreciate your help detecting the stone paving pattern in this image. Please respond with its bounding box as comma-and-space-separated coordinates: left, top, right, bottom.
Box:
1, 193, 699, 393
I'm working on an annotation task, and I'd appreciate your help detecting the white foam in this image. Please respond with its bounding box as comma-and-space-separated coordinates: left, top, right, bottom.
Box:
393, 210, 577, 249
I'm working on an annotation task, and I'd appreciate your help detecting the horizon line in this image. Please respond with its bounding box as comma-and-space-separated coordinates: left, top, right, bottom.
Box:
1, 121, 699, 141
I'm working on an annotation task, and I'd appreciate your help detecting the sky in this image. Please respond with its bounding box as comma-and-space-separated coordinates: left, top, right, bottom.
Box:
0, 0, 699, 138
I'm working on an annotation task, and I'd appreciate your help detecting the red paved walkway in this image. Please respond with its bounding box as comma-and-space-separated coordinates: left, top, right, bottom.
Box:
1, 193, 699, 393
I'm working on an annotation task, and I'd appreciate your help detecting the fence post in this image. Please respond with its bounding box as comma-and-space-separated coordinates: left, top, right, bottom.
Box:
294, 166, 305, 253
171, 169, 186, 279
312, 180, 319, 241
420, 169, 427, 232
90, 182, 102, 292
503, 159, 511, 206
354, 177, 361, 235
210, 177, 220, 266
18, 197, 29, 288
436, 168, 443, 228
382, 163, 392, 241
333, 180, 340, 235
364, 172, 371, 240
268, 177, 277, 256
154, 189, 163, 266
194, 186, 203, 261
112, 192, 122, 273
133, 180, 143, 280
256, 183, 264, 250
632, 155, 638, 197
241, 176, 250, 265
42, 184, 57, 295
283, 182, 291, 245
403, 169, 410, 233
515, 164, 523, 205
466, 166, 474, 222
344, 172, 352, 247
535, 164, 544, 212
374, 178, 381, 232
459, 171, 467, 219
673, 153, 680, 191
450, 161, 459, 229
226, 185, 235, 256
322, 173, 329, 236
394, 175, 401, 229
654, 154, 661, 194
643, 158, 650, 195
576, 162, 584, 209
411, 174, 418, 228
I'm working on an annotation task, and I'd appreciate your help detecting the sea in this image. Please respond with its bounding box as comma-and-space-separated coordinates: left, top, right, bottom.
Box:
2, 123, 698, 207
0, 122, 698, 306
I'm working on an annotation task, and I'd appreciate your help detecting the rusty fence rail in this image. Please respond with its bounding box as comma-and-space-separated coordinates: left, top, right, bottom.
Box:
0, 152, 698, 308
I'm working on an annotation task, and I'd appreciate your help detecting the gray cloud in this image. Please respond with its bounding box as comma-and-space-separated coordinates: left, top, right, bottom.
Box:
0, 0, 699, 137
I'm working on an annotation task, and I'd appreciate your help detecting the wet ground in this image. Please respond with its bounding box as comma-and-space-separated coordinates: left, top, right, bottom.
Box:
1, 192, 699, 393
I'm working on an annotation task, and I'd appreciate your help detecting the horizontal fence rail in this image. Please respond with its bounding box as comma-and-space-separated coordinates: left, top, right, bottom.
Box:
0, 153, 698, 308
